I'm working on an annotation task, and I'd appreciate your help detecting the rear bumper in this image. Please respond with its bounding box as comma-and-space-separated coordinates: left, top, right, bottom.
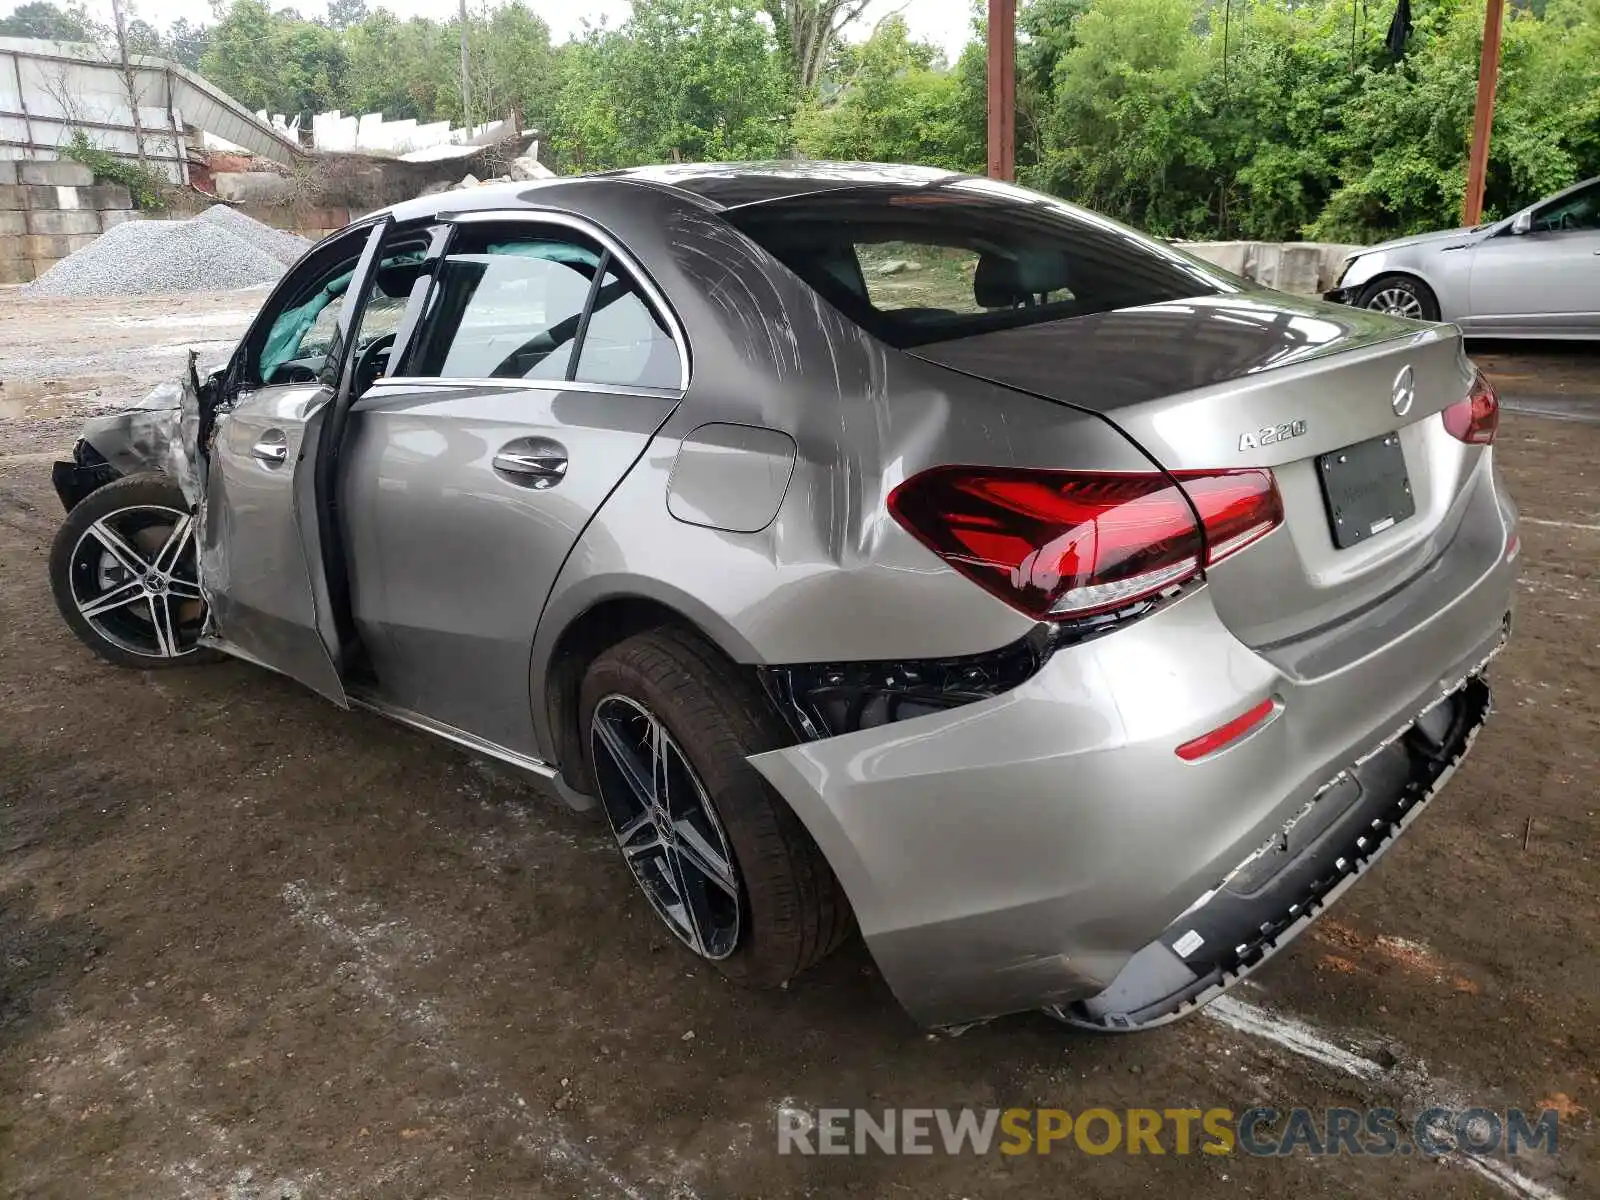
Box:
749, 486, 1518, 1029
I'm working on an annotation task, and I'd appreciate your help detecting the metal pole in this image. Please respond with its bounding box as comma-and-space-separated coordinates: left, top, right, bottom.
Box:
1463, 0, 1504, 226
458, 0, 473, 135
986, 0, 1016, 181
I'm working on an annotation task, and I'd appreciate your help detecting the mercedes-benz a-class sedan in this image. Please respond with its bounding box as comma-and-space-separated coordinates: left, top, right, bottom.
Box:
48, 163, 1518, 1031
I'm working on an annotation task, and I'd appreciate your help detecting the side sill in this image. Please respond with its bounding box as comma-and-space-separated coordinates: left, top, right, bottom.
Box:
346, 689, 560, 780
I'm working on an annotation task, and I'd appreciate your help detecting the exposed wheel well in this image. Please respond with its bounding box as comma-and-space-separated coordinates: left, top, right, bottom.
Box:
543, 596, 740, 795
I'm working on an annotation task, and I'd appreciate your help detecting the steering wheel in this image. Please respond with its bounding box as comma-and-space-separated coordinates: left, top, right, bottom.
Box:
352, 332, 397, 395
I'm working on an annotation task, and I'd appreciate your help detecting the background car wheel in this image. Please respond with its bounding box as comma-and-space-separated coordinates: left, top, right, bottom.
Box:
1357, 274, 1440, 322
48, 473, 222, 670
580, 626, 853, 988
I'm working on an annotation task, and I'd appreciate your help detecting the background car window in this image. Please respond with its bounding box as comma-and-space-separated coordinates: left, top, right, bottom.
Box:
417, 236, 601, 380
1533, 183, 1600, 233
574, 264, 681, 389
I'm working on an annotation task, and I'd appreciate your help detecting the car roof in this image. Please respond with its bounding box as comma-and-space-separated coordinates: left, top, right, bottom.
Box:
374, 161, 968, 225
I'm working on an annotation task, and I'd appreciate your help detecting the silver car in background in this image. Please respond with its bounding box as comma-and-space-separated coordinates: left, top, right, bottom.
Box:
1327, 175, 1600, 337
48, 163, 1518, 1031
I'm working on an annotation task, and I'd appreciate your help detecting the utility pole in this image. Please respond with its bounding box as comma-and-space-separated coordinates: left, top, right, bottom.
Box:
458, 0, 473, 135
109, 0, 149, 169
986, 0, 1015, 181
1463, 0, 1505, 226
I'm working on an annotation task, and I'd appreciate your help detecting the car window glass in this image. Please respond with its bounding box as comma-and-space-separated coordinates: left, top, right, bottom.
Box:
413, 233, 601, 380
574, 264, 681, 389
856, 240, 991, 316
257, 259, 359, 384
727, 179, 1229, 349
1533, 182, 1600, 233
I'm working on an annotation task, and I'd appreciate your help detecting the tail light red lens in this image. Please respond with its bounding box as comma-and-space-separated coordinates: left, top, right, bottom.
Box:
1442, 371, 1499, 445
887, 466, 1283, 621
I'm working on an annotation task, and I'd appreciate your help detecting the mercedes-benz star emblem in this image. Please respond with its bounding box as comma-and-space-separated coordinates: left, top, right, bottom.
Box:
1391, 364, 1416, 417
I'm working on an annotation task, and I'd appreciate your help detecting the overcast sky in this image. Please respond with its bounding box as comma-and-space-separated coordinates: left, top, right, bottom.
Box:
60, 0, 980, 65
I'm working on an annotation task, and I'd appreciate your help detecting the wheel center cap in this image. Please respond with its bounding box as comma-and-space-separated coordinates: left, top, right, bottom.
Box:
143, 573, 167, 594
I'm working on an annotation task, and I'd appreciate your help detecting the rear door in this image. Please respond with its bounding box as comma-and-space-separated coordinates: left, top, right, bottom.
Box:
200, 218, 393, 704
339, 211, 686, 754
1467, 181, 1600, 335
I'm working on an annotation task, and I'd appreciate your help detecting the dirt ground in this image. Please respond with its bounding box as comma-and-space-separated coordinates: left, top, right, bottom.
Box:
0, 291, 1595, 1199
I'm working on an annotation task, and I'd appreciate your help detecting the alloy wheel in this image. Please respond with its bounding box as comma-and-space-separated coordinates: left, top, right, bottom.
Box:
67, 503, 206, 659
590, 694, 743, 960
1366, 286, 1424, 320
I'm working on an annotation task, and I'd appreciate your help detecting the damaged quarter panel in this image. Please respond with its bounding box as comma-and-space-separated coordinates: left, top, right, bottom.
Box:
522, 180, 1157, 751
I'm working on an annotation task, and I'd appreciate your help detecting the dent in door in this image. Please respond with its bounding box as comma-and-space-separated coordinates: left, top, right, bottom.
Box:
200, 383, 348, 703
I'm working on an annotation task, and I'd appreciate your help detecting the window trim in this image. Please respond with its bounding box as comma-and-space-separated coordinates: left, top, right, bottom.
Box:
429, 208, 690, 393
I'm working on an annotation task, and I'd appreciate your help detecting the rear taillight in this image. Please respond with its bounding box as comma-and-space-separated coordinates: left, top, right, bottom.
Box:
887, 466, 1283, 621
1442, 371, 1499, 445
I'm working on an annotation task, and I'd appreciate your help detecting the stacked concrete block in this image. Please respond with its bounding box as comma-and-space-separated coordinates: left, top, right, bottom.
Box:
0, 160, 136, 285
1175, 239, 1368, 296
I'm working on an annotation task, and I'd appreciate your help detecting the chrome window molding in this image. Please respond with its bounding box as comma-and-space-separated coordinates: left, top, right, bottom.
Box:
369, 376, 684, 401
444, 207, 691, 392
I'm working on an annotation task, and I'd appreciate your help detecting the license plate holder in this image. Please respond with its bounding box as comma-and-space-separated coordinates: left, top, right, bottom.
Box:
1317, 433, 1414, 549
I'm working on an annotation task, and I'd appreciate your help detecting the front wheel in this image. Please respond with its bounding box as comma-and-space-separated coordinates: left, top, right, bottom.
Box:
579, 627, 853, 987
48, 473, 221, 669
1356, 274, 1441, 322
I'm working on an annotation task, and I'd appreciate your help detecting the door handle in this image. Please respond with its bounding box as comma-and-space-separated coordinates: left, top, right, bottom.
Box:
252, 430, 289, 465
493, 439, 568, 489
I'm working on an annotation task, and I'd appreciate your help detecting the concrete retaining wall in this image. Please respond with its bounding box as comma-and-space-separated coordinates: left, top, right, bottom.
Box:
0, 159, 134, 284
1176, 240, 1363, 296
0, 163, 352, 284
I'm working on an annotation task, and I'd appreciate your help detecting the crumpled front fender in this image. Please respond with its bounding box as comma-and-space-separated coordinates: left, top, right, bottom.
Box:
79, 353, 211, 505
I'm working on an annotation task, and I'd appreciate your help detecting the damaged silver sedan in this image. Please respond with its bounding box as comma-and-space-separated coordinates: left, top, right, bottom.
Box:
48, 165, 1518, 1030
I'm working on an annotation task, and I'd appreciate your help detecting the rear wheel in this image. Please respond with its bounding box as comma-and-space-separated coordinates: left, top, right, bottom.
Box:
580, 627, 852, 987
48, 473, 221, 669
1357, 274, 1440, 322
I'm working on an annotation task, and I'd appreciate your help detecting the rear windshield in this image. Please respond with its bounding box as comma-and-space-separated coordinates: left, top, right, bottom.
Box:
724, 178, 1233, 348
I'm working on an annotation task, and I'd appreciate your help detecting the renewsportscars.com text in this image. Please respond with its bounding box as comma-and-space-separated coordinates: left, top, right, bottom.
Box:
776, 1106, 1559, 1158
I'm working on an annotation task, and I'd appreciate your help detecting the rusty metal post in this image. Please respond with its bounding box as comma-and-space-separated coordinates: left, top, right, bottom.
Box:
987, 0, 1016, 181
1463, 0, 1505, 226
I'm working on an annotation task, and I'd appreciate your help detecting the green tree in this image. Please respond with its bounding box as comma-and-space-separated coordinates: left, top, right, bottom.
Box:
472, 1, 560, 133
793, 16, 981, 171
0, 0, 91, 40
199, 0, 347, 119
552, 0, 789, 170
762, 0, 873, 97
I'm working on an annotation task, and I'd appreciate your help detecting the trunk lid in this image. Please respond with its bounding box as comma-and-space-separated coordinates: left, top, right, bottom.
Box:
910, 292, 1484, 650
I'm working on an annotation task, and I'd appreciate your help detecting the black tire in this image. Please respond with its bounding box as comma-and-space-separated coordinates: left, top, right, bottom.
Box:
579, 626, 853, 988
1356, 273, 1441, 322
48, 473, 223, 670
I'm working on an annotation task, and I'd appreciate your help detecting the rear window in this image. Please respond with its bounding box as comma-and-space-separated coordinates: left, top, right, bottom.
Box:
724, 178, 1233, 348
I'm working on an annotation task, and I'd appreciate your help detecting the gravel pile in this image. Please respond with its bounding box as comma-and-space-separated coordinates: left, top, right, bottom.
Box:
27, 217, 289, 297
198, 204, 312, 267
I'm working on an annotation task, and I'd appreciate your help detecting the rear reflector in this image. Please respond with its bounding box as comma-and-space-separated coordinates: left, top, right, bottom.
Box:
1442, 370, 1499, 445
1175, 697, 1279, 761
887, 466, 1283, 621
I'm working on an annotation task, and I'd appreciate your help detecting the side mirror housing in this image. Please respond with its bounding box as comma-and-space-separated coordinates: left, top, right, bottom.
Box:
1511, 211, 1533, 236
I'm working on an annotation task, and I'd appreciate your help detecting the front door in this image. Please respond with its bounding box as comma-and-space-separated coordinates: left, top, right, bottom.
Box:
1467, 181, 1600, 335
199, 218, 394, 704
339, 214, 686, 754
